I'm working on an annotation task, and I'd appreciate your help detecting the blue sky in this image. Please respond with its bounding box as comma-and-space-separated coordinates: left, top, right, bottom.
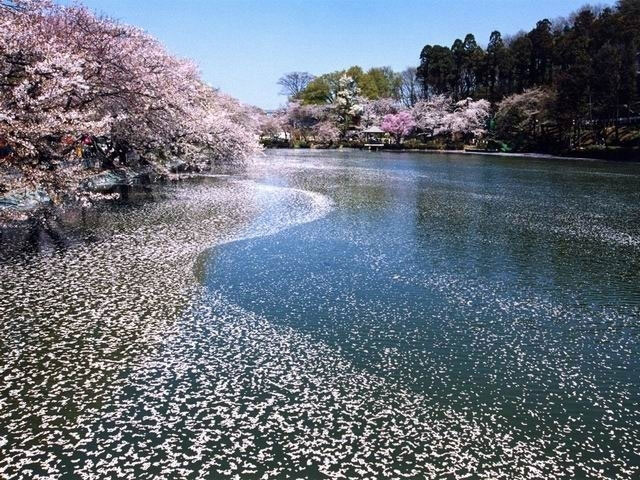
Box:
67, 0, 614, 109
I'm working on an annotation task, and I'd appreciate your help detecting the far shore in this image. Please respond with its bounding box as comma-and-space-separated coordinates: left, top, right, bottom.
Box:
263, 146, 640, 163
2, 147, 637, 225
380, 148, 608, 162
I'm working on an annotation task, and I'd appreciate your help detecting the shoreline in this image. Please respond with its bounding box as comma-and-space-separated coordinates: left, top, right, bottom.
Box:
386, 149, 621, 163
265, 146, 639, 163
0, 170, 238, 226
379, 148, 599, 162
2, 147, 637, 225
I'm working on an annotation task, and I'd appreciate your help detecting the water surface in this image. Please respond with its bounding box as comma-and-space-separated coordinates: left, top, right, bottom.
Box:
1, 150, 639, 479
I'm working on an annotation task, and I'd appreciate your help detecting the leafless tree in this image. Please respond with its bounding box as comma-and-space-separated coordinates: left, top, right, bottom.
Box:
277, 71, 315, 99
399, 67, 422, 107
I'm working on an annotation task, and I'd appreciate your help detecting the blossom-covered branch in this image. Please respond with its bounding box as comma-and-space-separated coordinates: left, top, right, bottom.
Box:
0, 0, 260, 199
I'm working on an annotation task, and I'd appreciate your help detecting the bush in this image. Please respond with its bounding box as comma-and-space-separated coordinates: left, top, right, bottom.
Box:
260, 138, 290, 148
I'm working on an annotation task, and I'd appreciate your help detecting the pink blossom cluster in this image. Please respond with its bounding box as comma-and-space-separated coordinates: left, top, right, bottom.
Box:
412, 96, 490, 138
381, 111, 415, 143
0, 0, 259, 170
360, 98, 399, 128
259, 102, 334, 144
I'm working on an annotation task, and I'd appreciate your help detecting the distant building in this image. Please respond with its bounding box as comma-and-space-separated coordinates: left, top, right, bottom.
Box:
361, 126, 387, 144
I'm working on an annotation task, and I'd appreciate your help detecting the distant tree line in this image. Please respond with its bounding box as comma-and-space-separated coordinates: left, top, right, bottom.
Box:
417, 0, 640, 151
279, 66, 416, 107
273, 0, 640, 154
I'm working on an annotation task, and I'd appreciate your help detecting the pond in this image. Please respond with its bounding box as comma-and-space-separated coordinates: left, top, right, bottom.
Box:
1, 149, 639, 479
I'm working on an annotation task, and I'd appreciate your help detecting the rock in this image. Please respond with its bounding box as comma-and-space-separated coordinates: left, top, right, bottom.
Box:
128, 168, 152, 185
82, 154, 101, 170
0, 189, 52, 211
130, 164, 168, 185
167, 158, 189, 173
83, 165, 168, 193
124, 150, 141, 168
82, 170, 126, 192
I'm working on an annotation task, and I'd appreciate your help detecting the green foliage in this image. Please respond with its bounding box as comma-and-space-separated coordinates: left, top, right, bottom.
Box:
286, 1, 640, 155
361, 67, 401, 99
299, 65, 402, 104
415, 2, 640, 153
485, 139, 511, 152
292, 140, 311, 149
299, 75, 337, 104
260, 137, 289, 148
417, 45, 455, 95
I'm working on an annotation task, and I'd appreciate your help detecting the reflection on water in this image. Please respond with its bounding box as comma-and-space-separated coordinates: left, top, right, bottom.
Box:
1, 151, 640, 479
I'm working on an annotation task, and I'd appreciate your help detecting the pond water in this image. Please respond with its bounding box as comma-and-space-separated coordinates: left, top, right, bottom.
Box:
1, 149, 639, 479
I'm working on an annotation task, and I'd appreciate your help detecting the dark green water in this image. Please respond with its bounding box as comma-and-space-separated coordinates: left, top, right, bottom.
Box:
1, 150, 639, 479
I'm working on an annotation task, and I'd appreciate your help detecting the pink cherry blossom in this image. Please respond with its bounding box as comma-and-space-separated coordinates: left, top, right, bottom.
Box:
0, 0, 259, 195
381, 111, 415, 143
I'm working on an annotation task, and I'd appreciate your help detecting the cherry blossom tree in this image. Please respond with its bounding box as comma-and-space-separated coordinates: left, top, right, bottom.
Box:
411, 95, 450, 137
335, 75, 363, 137
312, 121, 340, 145
280, 102, 329, 143
412, 96, 489, 140
495, 88, 554, 148
258, 111, 286, 142
0, 0, 259, 197
360, 98, 399, 128
444, 98, 491, 138
381, 111, 415, 144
